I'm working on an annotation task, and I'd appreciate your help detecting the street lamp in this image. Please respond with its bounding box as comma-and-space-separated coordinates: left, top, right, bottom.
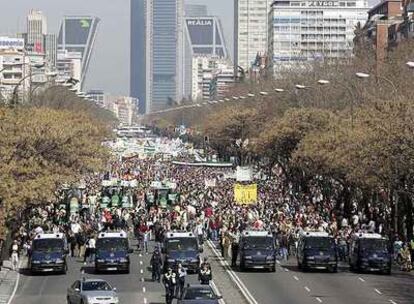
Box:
317, 79, 330, 85
274, 88, 285, 93
259, 91, 269, 96
355, 72, 370, 79
247, 93, 255, 97
406, 61, 414, 68
355, 72, 397, 95
295, 84, 307, 90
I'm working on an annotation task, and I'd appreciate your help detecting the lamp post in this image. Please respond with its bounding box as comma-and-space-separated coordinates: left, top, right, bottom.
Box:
317, 78, 357, 127
9, 63, 45, 106
355, 72, 397, 96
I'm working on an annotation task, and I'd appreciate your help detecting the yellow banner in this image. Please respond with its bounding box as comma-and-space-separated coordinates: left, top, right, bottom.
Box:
234, 184, 257, 205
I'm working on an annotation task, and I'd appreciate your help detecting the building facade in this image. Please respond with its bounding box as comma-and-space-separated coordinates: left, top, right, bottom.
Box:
130, 0, 185, 114
58, 16, 100, 90
235, 0, 272, 76
44, 33, 57, 68
86, 89, 105, 107
27, 10, 47, 53
185, 4, 208, 17
130, 0, 147, 114
269, 0, 368, 76
104, 95, 138, 126
0, 37, 30, 101
56, 50, 82, 92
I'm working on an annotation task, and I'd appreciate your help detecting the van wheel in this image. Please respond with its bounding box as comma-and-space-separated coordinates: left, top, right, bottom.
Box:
240, 261, 245, 272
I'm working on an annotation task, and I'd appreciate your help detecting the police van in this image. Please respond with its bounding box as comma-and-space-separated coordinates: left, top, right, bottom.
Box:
95, 231, 133, 274
297, 231, 338, 272
349, 233, 391, 274
162, 231, 202, 273
29, 233, 68, 274
239, 231, 276, 272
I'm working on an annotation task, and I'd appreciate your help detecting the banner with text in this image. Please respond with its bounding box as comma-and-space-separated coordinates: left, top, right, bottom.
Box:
234, 184, 257, 205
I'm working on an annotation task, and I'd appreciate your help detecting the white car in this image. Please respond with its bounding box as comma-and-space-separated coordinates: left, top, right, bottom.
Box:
67, 278, 119, 304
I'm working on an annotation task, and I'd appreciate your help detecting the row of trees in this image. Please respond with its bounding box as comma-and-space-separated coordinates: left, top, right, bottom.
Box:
0, 87, 117, 238
150, 40, 414, 240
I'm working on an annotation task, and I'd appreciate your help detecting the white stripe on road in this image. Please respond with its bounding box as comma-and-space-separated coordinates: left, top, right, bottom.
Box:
284, 268, 289, 272
207, 239, 259, 304
304, 286, 311, 293
142, 286, 146, 293
143, 297, 147, 304
374, 289, 382, 295
7, 260, 23, 304
293, 276, 299, 281
140, 260, 143, 265
316, 297, 323, 303
358, 277, 365, 282
389, 300, 398, 304
140, 269, 144, 274
141, 277, 144, 282
210, 280, 226, 304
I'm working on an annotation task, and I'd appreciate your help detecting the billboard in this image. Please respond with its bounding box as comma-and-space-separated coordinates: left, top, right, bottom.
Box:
0, 37, 24, 50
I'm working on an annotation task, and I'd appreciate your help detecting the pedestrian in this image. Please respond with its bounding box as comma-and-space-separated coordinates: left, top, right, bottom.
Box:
151, 249, 162, 282
176, 263, 187, 299
163, 267, 176, 304
87, 235, 96, 264
199, 264, 212, 285
10, 240, 19, 271
230, 230, 240, 267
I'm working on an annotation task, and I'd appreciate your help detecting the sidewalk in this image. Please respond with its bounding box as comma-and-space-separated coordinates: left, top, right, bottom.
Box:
0, 261, 19, 304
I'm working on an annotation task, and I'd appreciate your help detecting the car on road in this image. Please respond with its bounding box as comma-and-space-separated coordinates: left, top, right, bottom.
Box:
297, 231, 338, 272
162, 231, 202, 273
349, 233, 391, 274
29, 233, 68, 274
238, 230, 276, 272
95, 231, 133, 274
178, 284, 222, 304
66, 278, 119, 304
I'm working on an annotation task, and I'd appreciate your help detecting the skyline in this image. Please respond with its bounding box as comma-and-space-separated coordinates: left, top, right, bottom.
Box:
0, 0, 233, 96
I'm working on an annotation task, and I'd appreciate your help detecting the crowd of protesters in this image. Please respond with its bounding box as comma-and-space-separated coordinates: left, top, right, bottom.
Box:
7, 136, 414, 277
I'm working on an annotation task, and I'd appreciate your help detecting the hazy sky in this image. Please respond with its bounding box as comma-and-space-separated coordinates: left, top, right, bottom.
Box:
0, 0, 234, 96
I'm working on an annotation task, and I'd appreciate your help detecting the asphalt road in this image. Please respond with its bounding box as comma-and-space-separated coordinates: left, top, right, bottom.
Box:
11, 240, 414, 304
207, 238, 414, 304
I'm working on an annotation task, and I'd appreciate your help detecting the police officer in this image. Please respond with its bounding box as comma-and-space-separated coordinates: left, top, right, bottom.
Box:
199, 264, 212, 285
176, 263, 187, 299
150, 249, 162, 282
230, 229, 240, 267
163, 267, 176, 304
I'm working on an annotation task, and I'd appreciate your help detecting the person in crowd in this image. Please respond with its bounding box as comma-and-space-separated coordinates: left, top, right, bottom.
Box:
150, 249, 163, 282
163, 267, 176, 304
176, 263, 187, 299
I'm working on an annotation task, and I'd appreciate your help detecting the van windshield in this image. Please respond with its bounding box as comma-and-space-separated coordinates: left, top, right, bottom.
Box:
96, 238, 128, 252
304, 237, 335, 250
360, 239, 388, 252
33, 239, 64, 252
243, 237, 273, 249
166, 238, 198, 252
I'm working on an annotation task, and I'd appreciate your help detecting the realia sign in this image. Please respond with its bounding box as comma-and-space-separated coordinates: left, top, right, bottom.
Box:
186, 19, 213, 26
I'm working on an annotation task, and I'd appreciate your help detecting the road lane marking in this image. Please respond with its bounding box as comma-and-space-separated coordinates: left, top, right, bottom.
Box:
284, 268, 289, 272
7, 259, 23, 304
276, 260, 281, 265
316, 297, 323, 303
374, 289, 382, 295
140, 269, 144, 274
142, 286, 146, 293
358, 277, 365, 282
139, 253, 142, 257
143, 297, 147, 304
207, 239, 258, 304
389, 300, 398, 304
211, 280, 226, 304
140, 260, 143, 265
293, 276, 299, 281
141, 277, 144, 282
304, 286, 311, 293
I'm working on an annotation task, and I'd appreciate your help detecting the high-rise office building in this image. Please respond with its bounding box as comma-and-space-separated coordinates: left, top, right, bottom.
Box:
130, 0, 147, 114
130, 0, 184, 114
234, 0, 272, 75
185, 16, 228, 58
185, 4, 208, 17
269, 0, 368, 76
44, 33, 57, 68
57, 16, 100, 89
27, 10, 47, 54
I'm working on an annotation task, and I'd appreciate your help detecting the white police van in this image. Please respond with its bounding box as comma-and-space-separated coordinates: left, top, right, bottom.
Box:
239, 231, 276, 272
29, 233, 68, 274
162, 231, 202, 273
95, 231, 133, 273
297, 231, 338, 272
349, 233, 391, 274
